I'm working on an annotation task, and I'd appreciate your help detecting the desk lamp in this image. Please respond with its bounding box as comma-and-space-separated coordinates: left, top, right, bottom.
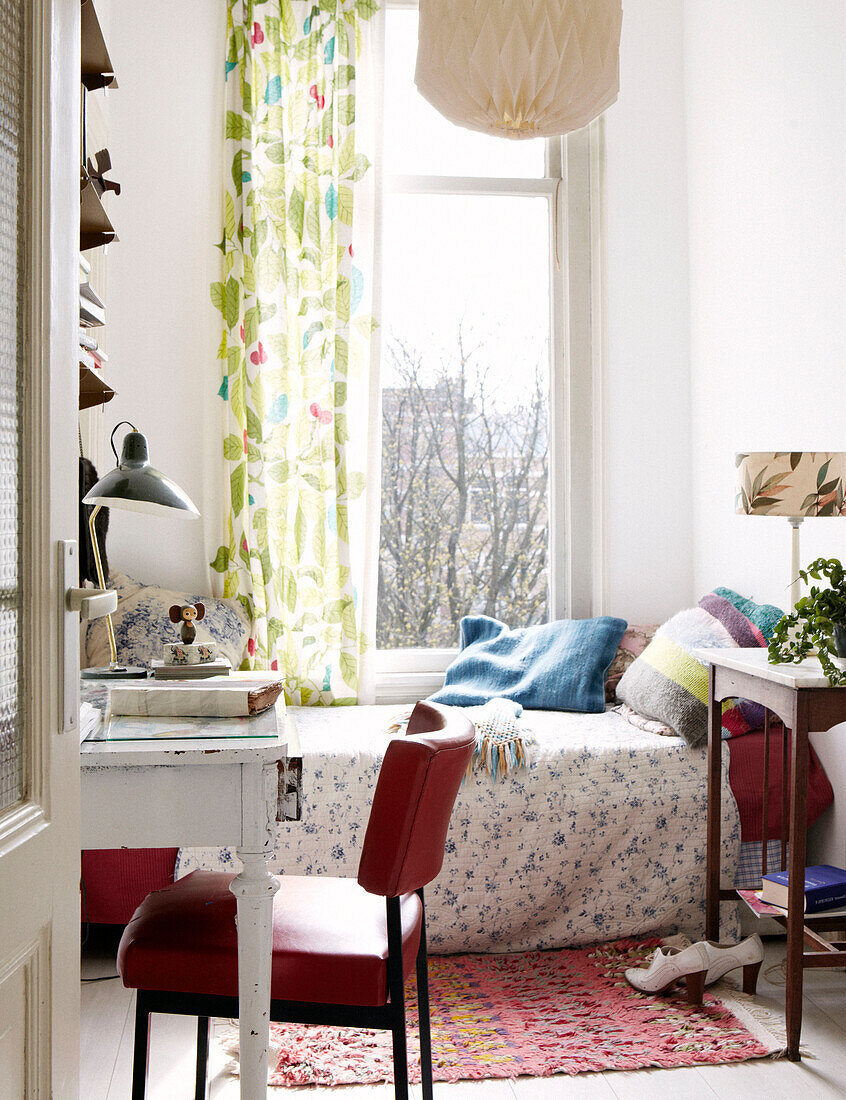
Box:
736, 451, 846, 610
81, 421, 199, 678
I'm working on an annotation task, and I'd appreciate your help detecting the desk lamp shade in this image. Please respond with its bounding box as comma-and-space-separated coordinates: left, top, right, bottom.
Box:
82, 429, 200, 518
735, 451, 846, 609
415, 0, 622, 139
81, 424, 199, 677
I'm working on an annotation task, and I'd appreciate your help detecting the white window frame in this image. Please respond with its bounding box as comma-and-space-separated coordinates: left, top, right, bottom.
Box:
374, 7, 606, 703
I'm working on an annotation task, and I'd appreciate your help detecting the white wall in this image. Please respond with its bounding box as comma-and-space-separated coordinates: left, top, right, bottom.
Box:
685, 1, 846, 863
602, 0, 694, 623
686, 1, 846, 608
103, 0, 225, 592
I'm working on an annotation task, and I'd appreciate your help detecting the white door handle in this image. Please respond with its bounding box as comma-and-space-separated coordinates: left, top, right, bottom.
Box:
66, 587, 117, 620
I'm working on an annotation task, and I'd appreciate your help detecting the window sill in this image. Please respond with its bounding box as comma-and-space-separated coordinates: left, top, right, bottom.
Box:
373, 670, 447, 706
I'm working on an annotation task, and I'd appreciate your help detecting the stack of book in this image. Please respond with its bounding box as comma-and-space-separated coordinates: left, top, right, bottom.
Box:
85, 674, 287, 743
79, 281, 105, 329
151, 657, 232, 680
741, 864, 846, 918
110, 676, 284, 718
79, 328, 108, 371
78, 255, 115, 409
761, 864, 846, 916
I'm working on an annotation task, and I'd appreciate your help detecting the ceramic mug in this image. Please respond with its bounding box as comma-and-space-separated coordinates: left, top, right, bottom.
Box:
162, 642, 218, 665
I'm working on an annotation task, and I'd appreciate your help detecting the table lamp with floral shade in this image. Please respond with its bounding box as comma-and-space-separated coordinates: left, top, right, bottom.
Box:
735, 451, 846, 610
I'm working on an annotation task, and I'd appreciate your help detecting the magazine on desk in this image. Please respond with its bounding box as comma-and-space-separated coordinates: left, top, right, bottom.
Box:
85, 699, 285, 742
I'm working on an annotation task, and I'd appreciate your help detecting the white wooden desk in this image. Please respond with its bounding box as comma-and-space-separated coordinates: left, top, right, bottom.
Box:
81, 699, 300, 1100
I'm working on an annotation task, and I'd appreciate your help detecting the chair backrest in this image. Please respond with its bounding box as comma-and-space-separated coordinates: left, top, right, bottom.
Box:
357, 701, 475, 898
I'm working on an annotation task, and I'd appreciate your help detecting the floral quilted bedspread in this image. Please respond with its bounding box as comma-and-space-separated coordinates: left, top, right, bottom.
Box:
177, 705, 740, 953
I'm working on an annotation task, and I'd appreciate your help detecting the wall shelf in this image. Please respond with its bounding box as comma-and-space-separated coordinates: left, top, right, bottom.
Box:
81, 0, 117, 91
81, 174, 117, 252
79, 365, 115, 410
79, 0, 117, 420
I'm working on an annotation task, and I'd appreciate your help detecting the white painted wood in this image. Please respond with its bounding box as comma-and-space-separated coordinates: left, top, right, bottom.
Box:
692, 647, 846, 690
0, 937, 48, 1099
80, 764, 245, 847
606, 1067, 718, 1099
0, 0, 82, 1095
231, 761, 282, 1100
80, 712, 294, 848
80, 973, 132, 1100
428, 1083, 517, 1098
558, 121, 604, 621
512, 1072, 617, 1097
61, 541, 82, 735
82, 721, 293, 1100
0, 959, 26, 1098
80, 705, 293, 763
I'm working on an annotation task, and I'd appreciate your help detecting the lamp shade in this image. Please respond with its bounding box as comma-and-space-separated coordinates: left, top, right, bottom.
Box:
736, 452, 846, 518
82, 430, 199, 519
415, 0, 623, 139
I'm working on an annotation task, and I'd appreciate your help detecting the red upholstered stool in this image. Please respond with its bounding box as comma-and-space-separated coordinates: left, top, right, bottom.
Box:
117, 701, 475, 1100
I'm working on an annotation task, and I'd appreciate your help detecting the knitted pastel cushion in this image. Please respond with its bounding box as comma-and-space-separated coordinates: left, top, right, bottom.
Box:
429, 614, 628, 712
615, 588, 785, 747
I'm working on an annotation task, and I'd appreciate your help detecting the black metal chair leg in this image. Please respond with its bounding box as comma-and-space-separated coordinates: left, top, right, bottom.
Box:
386, 896, 409, 1100
415, 890, 434, 1100
194, 1016, 211, 1100
131, 992, 152, 1100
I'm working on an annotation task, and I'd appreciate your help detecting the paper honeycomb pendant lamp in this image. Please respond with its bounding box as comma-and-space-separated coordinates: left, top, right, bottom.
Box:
415, 0, 623, 139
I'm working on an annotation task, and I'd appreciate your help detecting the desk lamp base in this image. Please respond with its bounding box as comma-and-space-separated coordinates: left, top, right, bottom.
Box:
81, 665, 148, 679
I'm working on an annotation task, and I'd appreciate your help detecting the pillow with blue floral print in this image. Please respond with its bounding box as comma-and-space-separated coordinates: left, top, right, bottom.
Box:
84, 571, 251, 672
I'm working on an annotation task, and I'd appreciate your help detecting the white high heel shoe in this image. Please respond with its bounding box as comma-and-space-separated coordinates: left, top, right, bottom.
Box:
624, 942, 710, 1004
701, 934, 764, 992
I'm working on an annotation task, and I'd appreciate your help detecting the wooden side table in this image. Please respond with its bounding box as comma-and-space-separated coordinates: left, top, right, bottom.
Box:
694, 648, 846, 1061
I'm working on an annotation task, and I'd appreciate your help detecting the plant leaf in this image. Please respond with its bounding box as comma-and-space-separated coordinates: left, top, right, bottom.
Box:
230, 462, 247, 516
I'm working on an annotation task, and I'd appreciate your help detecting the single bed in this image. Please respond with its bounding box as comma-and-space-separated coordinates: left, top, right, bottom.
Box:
177, 705, 742, 953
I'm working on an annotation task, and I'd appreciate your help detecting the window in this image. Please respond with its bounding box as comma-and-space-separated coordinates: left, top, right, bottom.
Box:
375, 3, 601, 689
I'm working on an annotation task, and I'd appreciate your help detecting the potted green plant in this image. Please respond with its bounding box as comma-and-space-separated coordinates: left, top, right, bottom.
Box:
769, 557, 846, 684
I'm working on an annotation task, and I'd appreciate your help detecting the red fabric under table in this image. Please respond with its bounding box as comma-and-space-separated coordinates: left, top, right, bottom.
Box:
727, 728, 834, 842
81, 848, 178, 925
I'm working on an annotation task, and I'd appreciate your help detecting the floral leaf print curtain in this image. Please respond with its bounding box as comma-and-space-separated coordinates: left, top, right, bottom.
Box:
211, 0, 383, 705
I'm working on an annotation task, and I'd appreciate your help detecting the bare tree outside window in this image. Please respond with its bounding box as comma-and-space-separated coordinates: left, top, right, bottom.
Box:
378, 10, 554, 652
377, 326, 549, 648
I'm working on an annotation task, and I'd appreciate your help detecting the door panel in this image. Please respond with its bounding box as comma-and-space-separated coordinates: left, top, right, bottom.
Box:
0, 0, 82, 1095
0, 935, 48, 1099
0, 961, 26, 1098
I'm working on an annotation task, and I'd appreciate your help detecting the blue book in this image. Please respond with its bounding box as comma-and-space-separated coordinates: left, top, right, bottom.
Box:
761, 864, 846, 914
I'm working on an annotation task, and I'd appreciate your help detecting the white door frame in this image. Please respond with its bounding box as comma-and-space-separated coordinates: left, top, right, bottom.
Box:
0, 0, 82, 1094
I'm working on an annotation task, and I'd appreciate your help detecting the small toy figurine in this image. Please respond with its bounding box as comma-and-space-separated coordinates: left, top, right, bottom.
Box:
169, 602, 206, 645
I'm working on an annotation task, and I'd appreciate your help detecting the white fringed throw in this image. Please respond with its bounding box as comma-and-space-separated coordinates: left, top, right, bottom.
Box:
387, 698, 534, 781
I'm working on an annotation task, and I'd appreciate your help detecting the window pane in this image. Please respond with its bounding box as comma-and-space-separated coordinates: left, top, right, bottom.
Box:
378, 193, 550, 648
384, 8, 546, 179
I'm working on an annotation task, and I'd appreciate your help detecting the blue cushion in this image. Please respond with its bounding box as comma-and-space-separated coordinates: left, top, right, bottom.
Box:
429, 615, 628, 712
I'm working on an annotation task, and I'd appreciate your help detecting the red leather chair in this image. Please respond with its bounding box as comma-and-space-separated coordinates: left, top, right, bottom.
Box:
117, 701, 475, 1100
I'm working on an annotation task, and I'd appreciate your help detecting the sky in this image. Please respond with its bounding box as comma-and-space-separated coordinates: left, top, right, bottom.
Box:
380, 9, 551, 412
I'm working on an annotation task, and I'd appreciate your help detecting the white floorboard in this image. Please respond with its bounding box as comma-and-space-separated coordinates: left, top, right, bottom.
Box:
81, 934, 846, 1100
511, 1073, 616, 1097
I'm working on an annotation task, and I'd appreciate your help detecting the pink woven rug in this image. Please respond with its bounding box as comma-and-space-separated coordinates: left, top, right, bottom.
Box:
221, 938, 783, 1087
